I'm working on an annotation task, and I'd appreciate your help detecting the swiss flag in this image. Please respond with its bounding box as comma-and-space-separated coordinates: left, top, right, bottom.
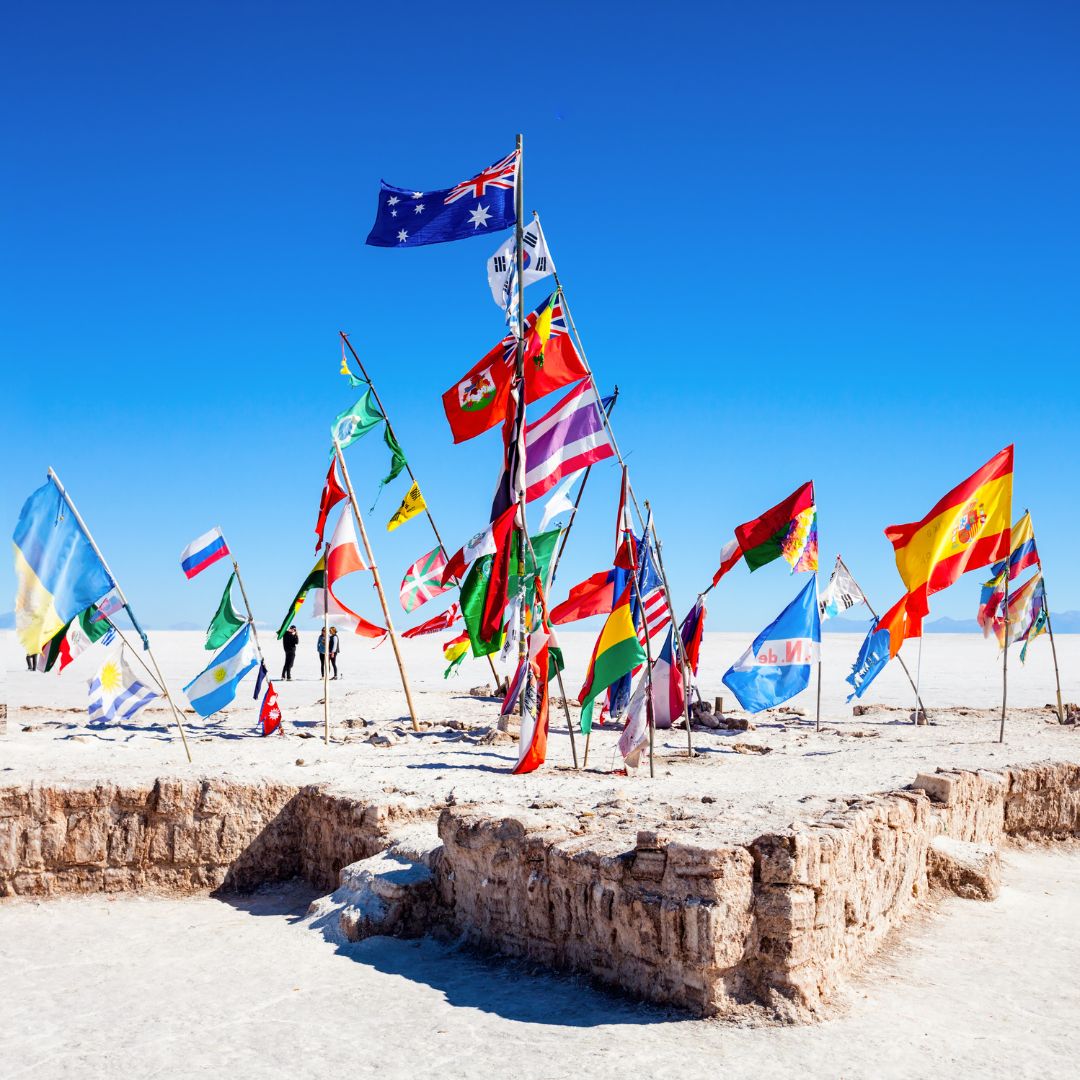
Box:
260, 682, 282, 736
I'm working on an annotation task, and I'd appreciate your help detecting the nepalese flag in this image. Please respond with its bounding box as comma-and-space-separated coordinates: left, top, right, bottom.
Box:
735, 482, 817, 575
487, 216, 555, 309
402, 602, 461, 639
183, 625, 259, 719
366, 150, 518, 248
620, 626, 686, 768
884, 446, 1013, 618
180, 527, 230, 580
991, 511, 1039, 581
13, 476, 115, 656
259, 682, 282, 736
523, 380, 614, 502
399, 545, 451, 613
87, 647, 158, 725
441, 295, 587, 443
722, 577, 821, 714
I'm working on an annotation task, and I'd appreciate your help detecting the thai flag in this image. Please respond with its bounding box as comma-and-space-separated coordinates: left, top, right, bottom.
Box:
180, 527, 230, 580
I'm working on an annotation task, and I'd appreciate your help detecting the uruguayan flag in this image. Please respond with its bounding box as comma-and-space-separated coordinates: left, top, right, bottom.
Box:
183, 624, 257, 718
87, 647, 158, 725
723, 577, 821, 713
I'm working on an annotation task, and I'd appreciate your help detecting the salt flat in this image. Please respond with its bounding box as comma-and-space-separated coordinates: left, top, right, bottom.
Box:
1, 846, 1076, 1079
2, 630, 1078, 846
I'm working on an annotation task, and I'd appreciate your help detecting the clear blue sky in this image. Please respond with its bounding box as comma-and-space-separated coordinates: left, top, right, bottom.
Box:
4, 1, 1078, 635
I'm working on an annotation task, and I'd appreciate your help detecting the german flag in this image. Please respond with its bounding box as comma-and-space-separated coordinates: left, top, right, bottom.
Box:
884, 447, 1013, 617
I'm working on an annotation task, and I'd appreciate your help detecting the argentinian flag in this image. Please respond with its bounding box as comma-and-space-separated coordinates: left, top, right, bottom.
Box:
723, 577, 821, 713
183, 624, 258, 718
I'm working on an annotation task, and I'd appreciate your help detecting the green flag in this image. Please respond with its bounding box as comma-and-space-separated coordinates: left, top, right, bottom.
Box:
508, 528, 561, 606
331, 390, 383, 453
459, 555, 505, 658
206, 572, 247, 650
381, 426, 407, 486
277, 554, 326, 637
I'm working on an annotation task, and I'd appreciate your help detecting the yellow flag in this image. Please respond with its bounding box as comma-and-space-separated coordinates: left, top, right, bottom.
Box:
388, 481, 425, 532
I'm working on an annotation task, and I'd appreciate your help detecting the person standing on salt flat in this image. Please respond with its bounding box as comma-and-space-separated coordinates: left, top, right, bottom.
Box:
328, 627, 340, 680
281, 625, 298, 681
317, 628, 327, 678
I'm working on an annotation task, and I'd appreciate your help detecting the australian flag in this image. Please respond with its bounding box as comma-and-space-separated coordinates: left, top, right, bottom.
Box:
365, 150, 519, 248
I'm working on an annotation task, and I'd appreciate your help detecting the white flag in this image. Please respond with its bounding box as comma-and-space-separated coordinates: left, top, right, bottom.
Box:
538, 472, 580, 534
487, 216, 556, 310
87, 646, 158, 725
818, 558, 865, 620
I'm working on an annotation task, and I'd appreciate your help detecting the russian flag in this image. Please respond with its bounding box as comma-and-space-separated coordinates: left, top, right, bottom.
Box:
180, 527, 230, 580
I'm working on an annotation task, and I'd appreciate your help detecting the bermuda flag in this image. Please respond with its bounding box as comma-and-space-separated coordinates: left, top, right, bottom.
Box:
180, 527, 230, 580
620, 626, 686, 766
523, 380, 614, 502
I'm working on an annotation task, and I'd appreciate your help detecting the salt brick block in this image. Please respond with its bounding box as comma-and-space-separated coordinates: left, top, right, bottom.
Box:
913, 773, 957, 805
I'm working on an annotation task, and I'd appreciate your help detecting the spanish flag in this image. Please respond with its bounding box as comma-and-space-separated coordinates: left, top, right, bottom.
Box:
884, 447, 1013, 617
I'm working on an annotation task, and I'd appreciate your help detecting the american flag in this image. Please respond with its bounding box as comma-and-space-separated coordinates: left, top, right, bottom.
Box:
637, 587, 671, 647
444, 150, 519, 205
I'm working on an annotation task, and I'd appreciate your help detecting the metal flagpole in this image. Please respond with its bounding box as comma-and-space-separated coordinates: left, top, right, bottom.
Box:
338, 330, 501, 687
45, 467, 192, 763
548, 387, 620, 584
999, 566, 1010, 743
333, 439, 420, 731
836, 556, 930, 718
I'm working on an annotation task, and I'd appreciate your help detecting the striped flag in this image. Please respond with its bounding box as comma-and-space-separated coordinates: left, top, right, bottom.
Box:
636, 587, 670, 646
180, 527, 230, 580
523, 381, 613, 503
87, 647, 158, 725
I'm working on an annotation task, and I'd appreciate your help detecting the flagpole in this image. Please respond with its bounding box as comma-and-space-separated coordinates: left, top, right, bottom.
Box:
1030, 514, 1064, 724
913, 637, 924, 727
227, 554, 283, 736
628, 516, 659, 779
513, 132, 529, 725
339, 332, 502, 689
815, 576, 823, 733
548, 387, 620, 585
323, 586, 331, 744
45, 468, 193, 763
836, 556, 930, 718
999, 566, 1010, 743
334, 439, 420, 731
648, 507, 694, 759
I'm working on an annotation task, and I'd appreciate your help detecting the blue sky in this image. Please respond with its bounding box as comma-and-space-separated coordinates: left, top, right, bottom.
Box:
4, 1, 1079, 635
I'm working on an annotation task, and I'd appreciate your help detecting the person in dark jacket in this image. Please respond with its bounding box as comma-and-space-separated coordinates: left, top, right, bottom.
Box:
281, 626, 299, 680
328, 626, 340, 680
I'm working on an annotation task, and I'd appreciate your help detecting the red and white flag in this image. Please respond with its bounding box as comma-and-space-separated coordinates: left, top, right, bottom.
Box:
259, 681, 282, 736
312, 510, 386, 639
523, 381, 613, 502
711, 537, 742, 586
402, 602, 461, 639
400, 545, 451, 613
315, 461, 348, 552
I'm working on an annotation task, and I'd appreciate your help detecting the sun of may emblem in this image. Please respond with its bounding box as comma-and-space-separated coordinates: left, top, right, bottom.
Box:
100, 661, 122, 693
213, 667, 228, 684
953, 499, 987, 547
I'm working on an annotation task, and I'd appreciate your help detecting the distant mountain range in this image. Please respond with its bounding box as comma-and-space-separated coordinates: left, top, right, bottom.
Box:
824, 611, 1080, 634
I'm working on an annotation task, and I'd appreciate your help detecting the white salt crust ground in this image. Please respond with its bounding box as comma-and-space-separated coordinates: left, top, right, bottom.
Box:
3, 630, 1079, 846
1, 846, 1077, 1079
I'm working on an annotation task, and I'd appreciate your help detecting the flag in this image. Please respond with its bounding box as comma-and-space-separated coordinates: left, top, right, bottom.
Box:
490, 384, 526, 521
620, 626, 685, 767
380, 427, 408, 489
487, 216, 555, 309
180, 527, 230, 580
877, 592, 924, 659
442, 630, 470, 678
12, 478, 115, 656
402, 601, 461, 638
253, 662, 267, 700
340, 339, 366, 388
311, 510, 386, 639
615, 466, 633, 555
722, 577, 821, 713
331, 390, 384, 453
550, 569, 620, 624
578, 584, 647, 734
608, 530, 664, 719
259, 681, 282, 736
38, 606, 114, 673
884, 446, 1013, 617
522, 291, 557, 368
400, 546, 450, 612
513, 581, 553, 775
183, 625, 259, 718
680, 597, 707, 677
441, 296, 588, 443
366, 150, 519, 248
90, 587, 124, 624
845, 619, 892, 701
507, 528, 562, 605
522, 380, 613, 502
977, 569, 1007, 637
991, 511, 1039, 581
277, 553, 325, 637
444, 505, 517, 656
711, 538, 742, 587
818, 558, 866, 620
734, 482, 817, 574
636, 586, 671, 647
206, 572, 246, 650
538, 472, 579, 534
87, 647, 158, 725
994, 572, 1043, 650
315, 461, 348, 552
387, 481, 425, 532
1019, 581, 1048, 663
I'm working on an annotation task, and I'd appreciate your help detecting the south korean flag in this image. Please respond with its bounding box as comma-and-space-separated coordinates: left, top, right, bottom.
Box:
486, 215, 556, 316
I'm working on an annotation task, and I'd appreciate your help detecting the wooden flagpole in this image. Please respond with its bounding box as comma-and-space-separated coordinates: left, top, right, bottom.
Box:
1028, 513, 1064, 724
323, 585, 330, 744
513, 133, 529, 725
836, 556, 930, 718
625, 513, 658, 778
227, 553, 284, 736
338, 330, 501, 688
46, 467, 192, 763
333, 439, 420, 731
999, 566, 1010, 743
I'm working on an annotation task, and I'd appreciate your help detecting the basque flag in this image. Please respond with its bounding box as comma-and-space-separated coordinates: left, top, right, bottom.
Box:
180, 527, 230, 580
